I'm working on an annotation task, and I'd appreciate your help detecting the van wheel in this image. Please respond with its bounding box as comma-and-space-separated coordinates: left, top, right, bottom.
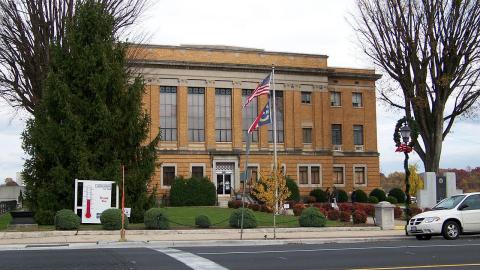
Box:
442, 221, 460, 240
415, 235, 432, 240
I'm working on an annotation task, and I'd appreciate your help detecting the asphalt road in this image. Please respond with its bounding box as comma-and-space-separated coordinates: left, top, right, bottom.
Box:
1, 237, 480, 270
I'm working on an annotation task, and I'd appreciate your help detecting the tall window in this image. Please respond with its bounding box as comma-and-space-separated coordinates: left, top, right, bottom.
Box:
353, 125, 364, 145
330, 91, 341, 106
354, 166, 366, 185
301, 92, 311, 104
162, 166, 176, 187
352, 92, 363, 108
159, 86, 177, 141
333, 166, 344, 185
246, 166, 258, 184
215, 88, 232, 142
298, 165, 321, 186
303, 128, 312, 144
188, 87, 205, 142
242, 90, 258, 142
299, 166, 308, 185
268, 91, 284, 143
332, 124, 342, 145
311, 166, 320, 184
191, 166, 204, 179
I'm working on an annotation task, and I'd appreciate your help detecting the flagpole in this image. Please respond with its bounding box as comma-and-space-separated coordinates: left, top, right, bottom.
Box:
240, 109, 252, 240
271, 66, 278, 240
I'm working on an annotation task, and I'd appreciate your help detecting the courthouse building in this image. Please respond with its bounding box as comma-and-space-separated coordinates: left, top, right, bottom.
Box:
132, 44, 381, 203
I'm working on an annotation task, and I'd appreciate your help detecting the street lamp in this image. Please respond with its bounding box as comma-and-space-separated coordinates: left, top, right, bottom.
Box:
400, 123, 412, 227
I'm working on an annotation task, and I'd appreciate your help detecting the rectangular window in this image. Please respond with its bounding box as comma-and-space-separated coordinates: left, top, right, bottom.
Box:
354, 166, 366, 185
247, 166, 258, 184
299, 166, 308, 185
268, 91, 284, 143
330, 91, 341, 106
311, 166, 320, 184
215, 88, 232, 142
303, 128, 312, 144
242, 90, 258, 142
353, 125, 364, 145
188, 87, 205, 142
301, 92, 311, 104
191, 166, 204, 179
162, 166, 176, 187
352, 92, 363, 108
333, 166, 344, 185
159, 86, 177, 141
332, 124, 342, 145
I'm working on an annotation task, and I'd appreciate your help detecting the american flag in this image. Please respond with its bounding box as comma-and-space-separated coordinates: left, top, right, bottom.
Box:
243, 73, 271, 108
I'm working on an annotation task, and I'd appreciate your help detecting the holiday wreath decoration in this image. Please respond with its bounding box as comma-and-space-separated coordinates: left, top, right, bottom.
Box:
393, 117, 419, 153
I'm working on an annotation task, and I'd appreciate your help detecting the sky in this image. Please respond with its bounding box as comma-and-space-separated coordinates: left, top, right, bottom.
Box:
1, 0, 480, 183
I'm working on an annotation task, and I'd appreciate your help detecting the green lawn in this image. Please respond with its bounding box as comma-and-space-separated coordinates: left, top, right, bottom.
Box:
0, 213, 12, 230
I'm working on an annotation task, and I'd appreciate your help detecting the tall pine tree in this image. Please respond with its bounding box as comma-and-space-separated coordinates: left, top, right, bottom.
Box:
22, 0, 158, 223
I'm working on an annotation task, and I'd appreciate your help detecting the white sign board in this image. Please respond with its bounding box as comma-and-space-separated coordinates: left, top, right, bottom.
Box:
74, 179, 119, 224
123, 208, 131, 218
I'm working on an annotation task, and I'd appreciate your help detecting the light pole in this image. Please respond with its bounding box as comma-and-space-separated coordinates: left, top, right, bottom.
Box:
399, 124, 411, 227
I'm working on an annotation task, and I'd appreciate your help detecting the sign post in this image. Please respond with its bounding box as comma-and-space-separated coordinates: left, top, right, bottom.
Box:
120, 165, 126, 241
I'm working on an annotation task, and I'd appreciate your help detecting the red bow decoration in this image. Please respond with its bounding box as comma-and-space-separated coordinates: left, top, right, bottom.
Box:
395, 144, 413, 153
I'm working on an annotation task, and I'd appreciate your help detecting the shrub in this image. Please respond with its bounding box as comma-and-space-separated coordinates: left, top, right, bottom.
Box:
54, 209, 80, 230
144, 208, 169, 230
286, 177, 300, 202
338, 203, 353, 213
34, 210, 55, 225
339, 211, 351, 222
369, 188, 387, 202
100, 208, 128, 230
368, 196, 379, 204
394, 207, 403, 219
410, 206, 423, 217
388, 188, 406, 203
336, 189, 348, 203
170, 177, 216, 206
195, 215, 211, 228
359, 203, 375, 217
353, 210, 367, 224
227, 200, 234, 208
229, 208, 257, 228
248, 203, 261, 211
303, 195, 316, 204
386, 196, 398, 204
260, 204, 273, 213
352, 189, 368, 203
327, 209, 340, 221
310, 189, 328, 203
299, 207, 327, 227
293, 203, 306, 216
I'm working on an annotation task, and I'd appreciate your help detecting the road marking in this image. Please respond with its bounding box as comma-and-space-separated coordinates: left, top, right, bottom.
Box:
196, 243, 480, 255
351, 263, 480, 269
154, 248, 228, 270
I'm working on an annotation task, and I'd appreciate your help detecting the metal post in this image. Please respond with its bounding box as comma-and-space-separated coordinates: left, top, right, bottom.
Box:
404, 151, 411, 228
271, 66, 278, 240
240, 121, 252, 240
120, 165, 126, 241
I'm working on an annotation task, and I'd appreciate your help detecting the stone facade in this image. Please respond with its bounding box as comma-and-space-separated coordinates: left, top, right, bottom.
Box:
131, 44, 381, 200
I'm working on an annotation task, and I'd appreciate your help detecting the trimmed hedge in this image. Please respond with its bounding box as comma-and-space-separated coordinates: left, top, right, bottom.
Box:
144, 208, 169, 230
386, 196, 398, 204
336, 189, 348, 203
394, 207, 403, 219
352, 189, 368, 203
195, 215, 211, 228
368, 196, 379, 204
100, 208, 128, 230
339, 211, 351, 222
286, 177, 300, 202
388, 188, 406, 203
353, 210, 367, 224
369, 188, 387, 202
310, 189, 328, 203
229, 208, 257, 228
54, 209, 80, 230
35, 210, 55, 225
299, 207, 327, 227
170, 177, 216, 206
327, 209, 340, 221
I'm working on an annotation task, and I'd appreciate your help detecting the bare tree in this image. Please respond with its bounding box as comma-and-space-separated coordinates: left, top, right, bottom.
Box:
0, 0, 147, 114
352, 0, 480, 172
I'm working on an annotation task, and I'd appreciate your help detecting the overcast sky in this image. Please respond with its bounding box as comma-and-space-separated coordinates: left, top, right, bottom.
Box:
1, 0, 479, 183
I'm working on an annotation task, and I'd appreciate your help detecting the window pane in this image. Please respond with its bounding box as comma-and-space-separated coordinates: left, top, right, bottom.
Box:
311, 166, 320, 184
352, 92, 363, 107
301, 92, 311, 104
269, 91, 284, 143
354, 167, 366, 185
332, 124, 342, 145
303, 128, 312, 143
192, 166, 204, 179
354, 125, 364, 145
330, 92, 341, 106
216, 89, 232, 142
299, 166, 308, 184
333, 167, 344, 185
242, 90, 259, 142
163, 166, 176, 186
188, 87, 205, 142
160, 86, 177, 141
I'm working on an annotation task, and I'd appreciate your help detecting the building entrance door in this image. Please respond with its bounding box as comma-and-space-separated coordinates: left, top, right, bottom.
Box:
215, 162, 234, 196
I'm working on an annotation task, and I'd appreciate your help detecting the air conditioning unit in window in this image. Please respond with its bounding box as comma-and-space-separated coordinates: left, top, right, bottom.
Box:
355, 145, 364, 152
332, 145, 342, 151
353, 102, 360, 107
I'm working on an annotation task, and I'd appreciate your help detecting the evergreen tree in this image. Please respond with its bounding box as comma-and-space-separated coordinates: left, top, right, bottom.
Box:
22, 0, 158, 222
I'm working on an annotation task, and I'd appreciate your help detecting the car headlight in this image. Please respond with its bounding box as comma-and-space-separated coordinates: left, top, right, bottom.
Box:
424, 217, 440, 223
